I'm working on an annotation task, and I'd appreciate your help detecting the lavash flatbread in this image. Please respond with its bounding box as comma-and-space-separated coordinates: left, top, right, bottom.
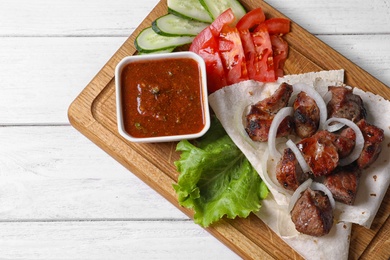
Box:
208, 70, 390, 260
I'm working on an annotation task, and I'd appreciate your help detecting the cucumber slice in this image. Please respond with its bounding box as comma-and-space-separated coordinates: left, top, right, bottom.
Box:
152, 14, 209, 37
135, 27, 194, 53
168, 0, 213, 23
199, 0, 246, 22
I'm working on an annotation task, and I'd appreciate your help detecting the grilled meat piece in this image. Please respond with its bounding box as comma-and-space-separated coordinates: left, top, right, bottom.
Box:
315, 130, 355, 159
340, 119, 384, 169
323, 164, 361, 205
291, 188, 334, 237
276, 130, 355, 190
333, 134, 355, 159
245, 82, 293, 142
327, 86, 367, 123
293, 91, 320, 138
276, 148, 310, 191
246, 109, 293, 142
297, 130, 339, 177
255, 82, 293, 114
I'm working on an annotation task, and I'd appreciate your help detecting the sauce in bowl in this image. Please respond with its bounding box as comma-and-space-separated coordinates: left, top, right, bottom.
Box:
116, 52, 209, 142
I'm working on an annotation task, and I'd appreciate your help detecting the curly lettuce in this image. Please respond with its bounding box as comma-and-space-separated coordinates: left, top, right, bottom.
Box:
173, 117, 268, 227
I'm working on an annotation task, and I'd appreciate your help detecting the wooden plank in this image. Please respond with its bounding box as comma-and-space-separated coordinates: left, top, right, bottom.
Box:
0, 0, 160, 36
0, 126, 187, 220
317, 34, 390, 88
0, 37, 127, 124
360, 215, 390, 259
265, 0, 390, 34
68, 0, 390, 259
0, 221, 239, 259
1, 0, 390, 36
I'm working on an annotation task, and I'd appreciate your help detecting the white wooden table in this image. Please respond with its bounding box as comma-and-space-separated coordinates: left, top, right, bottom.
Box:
0, 0, 389, 259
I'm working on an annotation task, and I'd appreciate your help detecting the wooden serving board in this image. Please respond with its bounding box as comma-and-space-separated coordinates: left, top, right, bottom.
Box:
68, 0, 390, 259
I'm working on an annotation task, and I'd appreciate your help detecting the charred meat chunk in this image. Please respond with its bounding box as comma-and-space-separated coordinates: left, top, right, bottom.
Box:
246, 83, 293, 142
315, 130, 355, 159
333, 134, 355, 159
293, 91, 320, 138
297, 130, 339, 177
327, 86, 366, 123
246, 109, 293, 142
255, 82, 293, 114
340, 119, 384, 169
323, 164, 361, 205
276, 148, 310, 191
291, 188, 334, 237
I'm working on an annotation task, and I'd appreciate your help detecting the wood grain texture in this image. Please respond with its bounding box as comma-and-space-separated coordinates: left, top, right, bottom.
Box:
0, 126, 187, 220
68, 0, 390, 259
2, 0, 389, 36
0, 221, 238, 259
0, 0, 159, 36
264, 0, 390, 34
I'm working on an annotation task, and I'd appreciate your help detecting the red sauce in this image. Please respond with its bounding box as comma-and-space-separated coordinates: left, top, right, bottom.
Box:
120, 57, 205, 138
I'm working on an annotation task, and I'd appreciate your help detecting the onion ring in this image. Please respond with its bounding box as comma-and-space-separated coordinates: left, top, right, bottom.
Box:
323, 90, 332, 104
261, 148, 289, 196
288, 178, 313, 213
293, 83, 328, 130
325, 117, 364, 166
268, 107, 293, 159
288, 180, 336, 213
311, 182, 336, 209
285, 139, 311, 173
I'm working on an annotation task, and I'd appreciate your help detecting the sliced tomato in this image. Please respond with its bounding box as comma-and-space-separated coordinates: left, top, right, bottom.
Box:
264, 18, 291, 35
190, 27, 227, 93
190, 7, 290, 91
218, 24, 248, 84
190, 9, 236, 93
236, 8, 266, 31
209, 8, 236, 36
249, 23, 276, 82
270, 34, 289, 77
238, 29, 256, 77
200, 50, 227, 93
190, 26, 217, 53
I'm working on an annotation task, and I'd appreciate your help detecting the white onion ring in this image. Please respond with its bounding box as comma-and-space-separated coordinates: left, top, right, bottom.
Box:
288, 178, 313, 212
285, 139, 311, 173
237, 105, 258, 149
311, 182, 336, 209
261, 149, 289, 195
268, 107, 293, 159
323, 90, 332, 104
326, 122, 345, 132
288, 180, 336, 213
325, 117, 364, 166
292, 83, 328, 130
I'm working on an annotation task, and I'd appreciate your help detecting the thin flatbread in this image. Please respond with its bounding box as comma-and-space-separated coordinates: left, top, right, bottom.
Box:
208, 70, 390, 260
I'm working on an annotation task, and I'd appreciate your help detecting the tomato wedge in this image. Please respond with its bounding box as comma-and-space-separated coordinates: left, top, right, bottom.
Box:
209, 8, 236, 36
219, 24, 248, 84
264, 18, 291, 35
237, 7, 278, 82
190, 7, 290, 92
248, 23, 276, 82
270, 34, 289, 77
236, 8, 266, 31
190, 27, 227, 93
191, 11, 235, 93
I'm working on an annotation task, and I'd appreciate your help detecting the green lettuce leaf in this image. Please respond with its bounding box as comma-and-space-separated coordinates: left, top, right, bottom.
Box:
173, 117, 268, 227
